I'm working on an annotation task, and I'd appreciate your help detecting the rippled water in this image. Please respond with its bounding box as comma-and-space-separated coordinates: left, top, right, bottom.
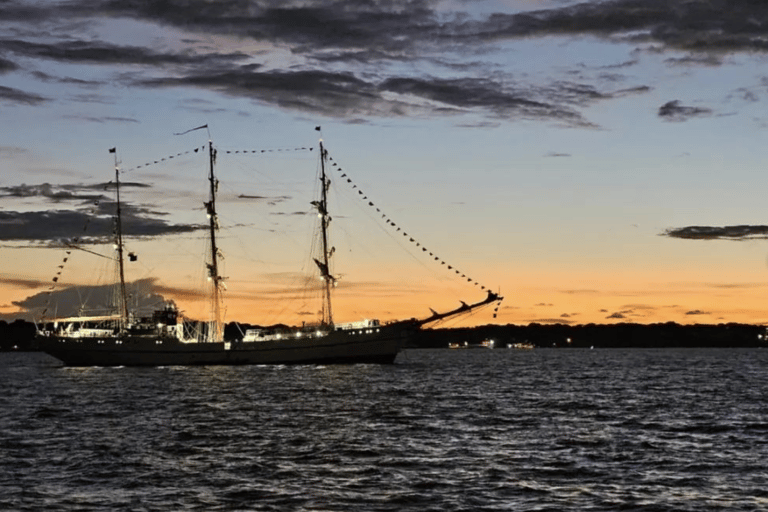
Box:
2, 348, 767, 511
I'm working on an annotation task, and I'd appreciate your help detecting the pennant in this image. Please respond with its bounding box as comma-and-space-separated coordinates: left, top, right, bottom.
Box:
174, 124, 208, 136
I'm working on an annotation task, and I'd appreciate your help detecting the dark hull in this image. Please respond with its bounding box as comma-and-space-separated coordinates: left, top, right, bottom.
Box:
37, 324, 410, 367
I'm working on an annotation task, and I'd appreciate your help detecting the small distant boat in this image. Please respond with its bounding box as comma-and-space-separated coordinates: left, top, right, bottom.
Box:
449, 340, 495, 349
36, 131, 502, 366
507, 342, 534, 350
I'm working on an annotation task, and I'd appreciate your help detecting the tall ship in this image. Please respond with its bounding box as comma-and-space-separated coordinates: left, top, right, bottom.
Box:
36, 130, 502, 366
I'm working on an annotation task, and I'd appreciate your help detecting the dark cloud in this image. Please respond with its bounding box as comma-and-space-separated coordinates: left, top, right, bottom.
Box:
665, 54, 724, 67
0, 56, 18, 73
139, 68, 385, 118
685, 309, 709, 315
380, 77, 592, 124
1, 183, 102, 203
0, 38, 248, 67
658, 100, 713, 121
139, 68, 603, 125
0, 1, 54, 24
9, 278, 171, 321
662, 225, 768, 240
462, 0, 768, 55
94, 0, 768, 59
100, 0, 438, 56
2, 1, 665, 125
0, 182, 147, 203
3, 0, 761, 124
0, 182, 201, 241
0, 84, 47, 105
606, 312, 626, 319
0, 208, 201, 242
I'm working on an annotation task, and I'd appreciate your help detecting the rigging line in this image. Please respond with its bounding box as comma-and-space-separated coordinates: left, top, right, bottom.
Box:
321, 154, 414, 265
221, 147, 313, 155
64, 242, 116, 260
120, 144, 208, 174
332, 178, 440, 280
41, 193, 104, 321
324, 146, 493, 293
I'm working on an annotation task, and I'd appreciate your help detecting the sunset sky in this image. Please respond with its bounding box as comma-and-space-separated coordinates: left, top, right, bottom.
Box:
3, 0, 768, 327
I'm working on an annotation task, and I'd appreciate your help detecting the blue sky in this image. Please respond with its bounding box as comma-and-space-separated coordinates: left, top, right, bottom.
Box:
3, 0, 768, 326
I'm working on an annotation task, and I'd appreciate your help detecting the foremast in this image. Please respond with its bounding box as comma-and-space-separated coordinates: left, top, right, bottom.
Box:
204, 140, 224, 342
313, 140, 336, 327
111, 147, 130, 330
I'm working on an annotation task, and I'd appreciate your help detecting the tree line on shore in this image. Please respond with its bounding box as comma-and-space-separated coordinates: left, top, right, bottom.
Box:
410, 322, 767, 349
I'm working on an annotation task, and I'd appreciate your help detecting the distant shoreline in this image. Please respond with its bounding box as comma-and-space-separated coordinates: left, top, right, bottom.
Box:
410, 322, 767, 349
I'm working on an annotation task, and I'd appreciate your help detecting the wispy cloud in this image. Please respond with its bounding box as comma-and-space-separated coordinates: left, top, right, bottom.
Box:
0, 276, 46, 289
30, 70, 102, 87
662, 225, 768, 240
62, 115, 140, 123
0, 146, 28, 156
561, 289, 600, 295
0, 84, 47, 105
658, 100, 713, 122
527, 317, 574, 325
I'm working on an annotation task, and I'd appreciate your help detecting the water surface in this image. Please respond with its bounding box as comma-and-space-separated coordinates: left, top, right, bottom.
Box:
2, 348, 767, 511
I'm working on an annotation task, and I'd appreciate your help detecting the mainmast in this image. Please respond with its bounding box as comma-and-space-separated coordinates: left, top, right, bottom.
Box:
204, 140, 223, 342
313, 140, 335, 326
111, 147, 129, 328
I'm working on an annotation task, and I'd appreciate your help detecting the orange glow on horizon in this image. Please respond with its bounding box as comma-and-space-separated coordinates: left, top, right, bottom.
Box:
4, 243, 768, 327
